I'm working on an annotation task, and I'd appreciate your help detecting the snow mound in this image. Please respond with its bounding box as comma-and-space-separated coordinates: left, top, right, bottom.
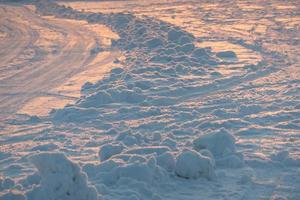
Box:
193, 129, 236, 158
26, 153, 98, 200
156, 152, 176, 172
175, 149, 215, 180
99, 143, 124, 161
193, 129, 244, 168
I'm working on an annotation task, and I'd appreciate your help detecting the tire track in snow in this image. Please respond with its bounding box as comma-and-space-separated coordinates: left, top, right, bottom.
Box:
0, 4, 119, 120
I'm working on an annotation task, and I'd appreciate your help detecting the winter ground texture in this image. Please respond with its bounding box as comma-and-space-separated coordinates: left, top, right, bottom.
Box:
0, 0, 300, 200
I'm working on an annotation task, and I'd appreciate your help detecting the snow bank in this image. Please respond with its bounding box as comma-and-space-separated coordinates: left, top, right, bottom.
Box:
26, 153, 99, 200
175, 149, 215, 180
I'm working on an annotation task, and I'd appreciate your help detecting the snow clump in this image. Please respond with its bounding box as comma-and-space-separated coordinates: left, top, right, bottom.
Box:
175, 149, 215, 180
26, 152, 99, 200
193, 129, 244, 168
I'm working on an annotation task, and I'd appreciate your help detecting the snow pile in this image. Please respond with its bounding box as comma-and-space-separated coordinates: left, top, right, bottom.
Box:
193, 129, 244, 168
26, 153, 99, 200
175, 149, 215, 180
83, 147, 172, 199
113, 157, 166, 183
96, 146, 172, 184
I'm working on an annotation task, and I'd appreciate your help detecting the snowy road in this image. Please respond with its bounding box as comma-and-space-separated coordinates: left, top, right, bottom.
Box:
0, 4, 119, 120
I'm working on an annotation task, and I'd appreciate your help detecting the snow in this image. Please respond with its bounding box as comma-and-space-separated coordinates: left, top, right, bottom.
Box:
146, 38, 164, 49
175, 149, 215, 180
156, 152, 176, 172
30, 143, 59, 152
216, 154, 244, 168
216, 51, 237, 59
123, 146, 170, 156
19, 173, 41, 189
271, 150, 300, 167
193, 129, 237, 158
193, 129, 245, 168
167, 29, 188, 43
99, 143, 124, 161
26, 153, 98, 200
80, 91, 113, 107
1, 0, 300, 200
0, 192, 25, 200
0, 178, 15, 191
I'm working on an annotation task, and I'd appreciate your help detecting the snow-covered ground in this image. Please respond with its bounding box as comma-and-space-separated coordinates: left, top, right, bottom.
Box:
0, 0, 300, 200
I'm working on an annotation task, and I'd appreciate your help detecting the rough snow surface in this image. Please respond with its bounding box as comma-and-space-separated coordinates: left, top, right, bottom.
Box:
1, 0, 300, 200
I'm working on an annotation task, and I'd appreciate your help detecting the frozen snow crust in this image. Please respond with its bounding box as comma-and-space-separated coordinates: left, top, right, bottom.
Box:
1, 1, 300, 200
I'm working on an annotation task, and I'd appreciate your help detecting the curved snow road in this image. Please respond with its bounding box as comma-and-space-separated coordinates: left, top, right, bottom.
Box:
0, 4, 118, 120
